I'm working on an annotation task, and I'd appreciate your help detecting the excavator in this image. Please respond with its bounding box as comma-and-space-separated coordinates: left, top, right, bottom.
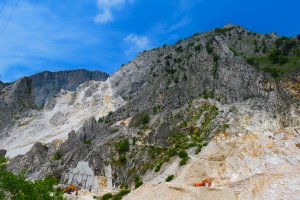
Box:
63, 185, 80, 195
193, 179, 212, 187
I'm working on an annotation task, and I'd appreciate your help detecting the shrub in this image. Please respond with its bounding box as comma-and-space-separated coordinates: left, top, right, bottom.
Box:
178, 150, 188, 159
269, 49, 281, 64
165, 175, 174, 182
111, 128, 119, 134
223, 124, 230, 129
0, 157, 64, 200
176, 39, 182, 44
165, 54, 172, 60
137, 114, 150, 126
165, 60, 170, 66
214, 27, 234, 35
194, 44, 202, 51
84, 140, 93, 145
278, 56, 289, 65
134, 176, 143, 188
111, 189, 131, 200
176, 46, 183, 53
246, 57, 257, 66
52, 152, 62, 161
154, 163, 162, 172
213, 54, 219, 62
101, 193, 113, 200
179, 157, 189, 166
100, 189, 131, 200
174, 58, 182, 63
116, 139, 130, 153
206, 43, 213, 54
167, 148, 177, 157
118, 154, 127, 164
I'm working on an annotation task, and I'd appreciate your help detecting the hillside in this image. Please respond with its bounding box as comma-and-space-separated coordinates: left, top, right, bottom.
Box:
1, 25, 300, 200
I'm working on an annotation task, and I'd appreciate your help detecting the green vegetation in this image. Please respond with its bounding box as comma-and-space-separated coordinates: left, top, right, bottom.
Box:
114, 139, 130, 165
99, 189, 131, 200
194, 44, 202, 51
178, 150, 188, 158
0, 157, 64, 200
84, 140, 93, 145
116, 139, 130, 153
214, 27, 234, 35
98, 111, 114, 124
206, 42, 213, 54
134, 176, 143, 188
176, 45, 183, 53
246, 36, 300, 79
179, 157, 189, 166
52, 151, 62, 161
136, 114, 151, 126
100, 193, 113, 200
111, 128, 119, 134
112, 103, 223, 187
202, 89, 214, 99
153, 105, 162, 114
165, 175, 174, 182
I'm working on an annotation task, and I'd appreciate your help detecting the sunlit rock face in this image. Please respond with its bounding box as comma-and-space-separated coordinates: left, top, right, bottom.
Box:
1, 79, 126, 157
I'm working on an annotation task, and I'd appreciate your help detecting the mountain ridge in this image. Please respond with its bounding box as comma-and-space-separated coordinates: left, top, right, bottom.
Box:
1, 25, 300, 199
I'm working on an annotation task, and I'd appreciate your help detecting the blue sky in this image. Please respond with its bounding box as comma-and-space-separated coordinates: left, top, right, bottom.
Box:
0, 0, 299, 82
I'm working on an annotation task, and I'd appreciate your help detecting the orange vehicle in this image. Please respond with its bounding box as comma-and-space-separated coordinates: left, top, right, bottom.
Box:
193, 179, 211, 187
64, 185, 79, 195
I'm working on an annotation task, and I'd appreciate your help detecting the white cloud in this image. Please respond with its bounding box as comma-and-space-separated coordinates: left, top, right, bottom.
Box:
123, 34, 151, 56
95, 8, 113, 24
95, 0, 133, 24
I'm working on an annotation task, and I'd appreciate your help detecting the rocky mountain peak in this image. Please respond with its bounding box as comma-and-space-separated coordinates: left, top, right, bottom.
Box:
1, 26, 300, 199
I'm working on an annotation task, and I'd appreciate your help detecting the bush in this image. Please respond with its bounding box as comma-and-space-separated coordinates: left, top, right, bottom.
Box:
279, 56, 289, 65
52, 152, 62, 161
179, 157, 189, 166
165, 175, 174, 182
137, 114, 150, 126
178, 150, 188, 159
101, 189, 131, 200
194, 44, 202, 51
176, 46, 183, 53
269, 49, 280, 64
111, 128, 119, 134
116, 139, 130, 153
118, 154, 127, 164
206, 43, 213, 54
111, 189, 131, 200
246, 57, 257, 66
214, 27, 234, 35
154, 163, 162, 172
167, 148, 177, 157
134, 176, 143, 188
84, 140, 93, 145
0, 157, 64, 200
101, 193, 113, 200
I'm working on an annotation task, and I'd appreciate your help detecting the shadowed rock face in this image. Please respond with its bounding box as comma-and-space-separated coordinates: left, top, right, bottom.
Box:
0, 78, 34, 139
30, 69, 109, 106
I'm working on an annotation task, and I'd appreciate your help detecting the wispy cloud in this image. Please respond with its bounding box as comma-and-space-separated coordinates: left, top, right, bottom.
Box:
95, 0, 134, 24
123, 34, 151, 56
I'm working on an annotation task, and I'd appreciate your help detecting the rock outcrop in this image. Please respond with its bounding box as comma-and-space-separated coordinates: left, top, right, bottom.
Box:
30, 69, 109, 106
